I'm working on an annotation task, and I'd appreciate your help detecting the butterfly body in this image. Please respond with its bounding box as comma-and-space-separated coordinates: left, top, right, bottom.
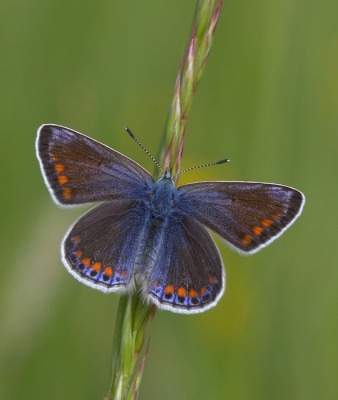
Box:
122, 175, 180, 282
36, 124, 305, 314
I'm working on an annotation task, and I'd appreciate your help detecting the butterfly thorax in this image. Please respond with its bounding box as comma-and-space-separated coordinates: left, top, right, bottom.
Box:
148, 174, 177, 221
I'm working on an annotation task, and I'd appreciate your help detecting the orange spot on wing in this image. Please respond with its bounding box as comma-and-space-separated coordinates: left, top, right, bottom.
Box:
54, 164, 64, 173
75, 250, 83, 259
92, 262, 102, 272
177, 287, 187, 297
200, 286, 207, 295
63, 187, 72, 199
271, 213, 281, 221
262, 219, 272, 228
188, 289, 198, 298
253, 226, 263, 236
82, 258, 91, 268
104, 266, 113, 277
242, 234, 252, 246
58, 175, 68, 185
209, 276, 218, 284
164, 284, 175, 295
73, 235, 81, 243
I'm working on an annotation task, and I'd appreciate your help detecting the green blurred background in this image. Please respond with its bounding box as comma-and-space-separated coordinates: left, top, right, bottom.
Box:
1, 1, 337, 399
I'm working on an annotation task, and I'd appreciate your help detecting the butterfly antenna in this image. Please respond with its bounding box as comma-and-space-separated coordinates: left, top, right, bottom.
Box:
174, 158, 230, 178
125, 127, 163, 173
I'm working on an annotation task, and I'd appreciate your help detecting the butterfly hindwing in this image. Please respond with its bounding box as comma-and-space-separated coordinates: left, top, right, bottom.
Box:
62, 199, 151, 292
146, 215, 225, 314
36, 124, 153, 206
178, 181, 305, 254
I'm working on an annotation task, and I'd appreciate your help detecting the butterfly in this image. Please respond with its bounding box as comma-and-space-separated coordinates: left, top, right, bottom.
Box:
36, 124, 305, 314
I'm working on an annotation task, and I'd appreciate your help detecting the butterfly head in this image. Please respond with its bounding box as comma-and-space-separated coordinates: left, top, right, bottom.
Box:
159, 170, 175, 185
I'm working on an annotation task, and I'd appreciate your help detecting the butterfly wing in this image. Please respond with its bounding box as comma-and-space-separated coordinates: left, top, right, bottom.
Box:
62, 199, 151, 292
36, 124, 153, 206
178, 181, 305, 254
145, 216, 225, 314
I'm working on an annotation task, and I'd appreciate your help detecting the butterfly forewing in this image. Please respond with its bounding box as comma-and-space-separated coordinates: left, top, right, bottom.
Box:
36, 124, 153, 206
178, 181, 305, 254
